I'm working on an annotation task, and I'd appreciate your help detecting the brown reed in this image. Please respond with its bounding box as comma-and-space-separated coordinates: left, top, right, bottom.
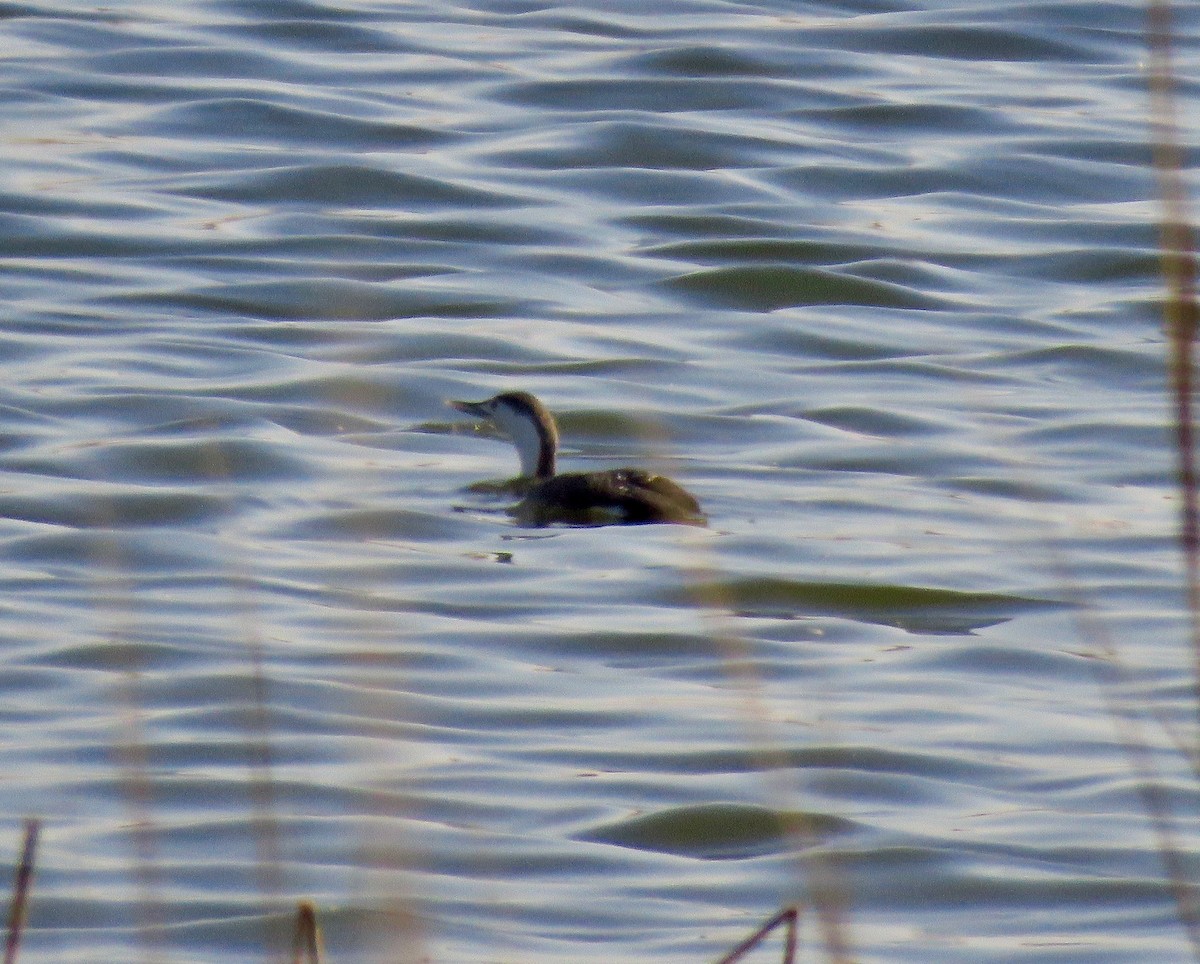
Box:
2, 819, 40, 964
686, 548, 854, 961
1148, 0, 1200, 742
289, 901, 324, 964
712, 905, 801, 964
1130, 0, 1200, 956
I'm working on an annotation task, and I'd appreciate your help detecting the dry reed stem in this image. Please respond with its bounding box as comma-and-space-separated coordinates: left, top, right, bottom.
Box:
113, 669, 167, 964
686, 544, 854, 962
289, 901, 323, 964
333, 387, 428, 963
1148, 0, 1200, 756
3, 819, 40, 964
712, 905, 800, 964
200, 440, 287, 924
1065, 576, 1200, 958
1145, 3, 1200, 949
90, 507, 167, 964
240, 603, 286, 905
1146, 4, 1200, 957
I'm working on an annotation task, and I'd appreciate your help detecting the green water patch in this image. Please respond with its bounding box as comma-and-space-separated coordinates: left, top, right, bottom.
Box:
662, 264, 945, 311
644, 237, 881, 265
672, 578, 1052, 634
579, 803, 854, 860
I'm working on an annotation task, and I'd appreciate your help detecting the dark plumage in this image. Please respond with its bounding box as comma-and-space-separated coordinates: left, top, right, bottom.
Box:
449, 391, 704, 527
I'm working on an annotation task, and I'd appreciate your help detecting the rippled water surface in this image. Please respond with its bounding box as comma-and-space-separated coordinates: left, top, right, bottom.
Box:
3, 1, 1199, 961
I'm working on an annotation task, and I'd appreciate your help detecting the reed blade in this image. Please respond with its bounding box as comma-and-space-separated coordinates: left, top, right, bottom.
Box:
3, 819, 40, 964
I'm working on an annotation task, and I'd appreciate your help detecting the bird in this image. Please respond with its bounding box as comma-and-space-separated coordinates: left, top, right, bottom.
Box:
448, 390, 704, 527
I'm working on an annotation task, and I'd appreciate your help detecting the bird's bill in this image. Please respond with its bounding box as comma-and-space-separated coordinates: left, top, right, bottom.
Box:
448, 398, 491, 420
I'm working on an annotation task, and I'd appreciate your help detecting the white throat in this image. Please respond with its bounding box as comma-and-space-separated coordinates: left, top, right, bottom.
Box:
493, 405, 553, 478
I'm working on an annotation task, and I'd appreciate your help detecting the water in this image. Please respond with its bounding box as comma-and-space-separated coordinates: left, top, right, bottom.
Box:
1, 1, 1198, 960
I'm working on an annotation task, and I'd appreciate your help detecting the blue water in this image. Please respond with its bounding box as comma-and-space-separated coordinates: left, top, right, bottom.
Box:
2, 1, 1198, 961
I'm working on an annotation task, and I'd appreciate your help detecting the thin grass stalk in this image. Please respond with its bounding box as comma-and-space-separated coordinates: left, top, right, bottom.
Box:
114, 677, 167, 964
90, 508, 167, 964
3, 819, 40, 964
1147, 0, 1200, 755
712, 905, 800, 964
242, 610, 285, 902
1050, 551, 1200, 959
688, 560, 853, 961
289, 901, 323, 964
199, 440, 286, 951
1094, 651, 1200, 959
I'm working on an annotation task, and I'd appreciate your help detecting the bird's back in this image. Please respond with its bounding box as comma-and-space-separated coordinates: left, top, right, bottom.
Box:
513, 468, 704, 526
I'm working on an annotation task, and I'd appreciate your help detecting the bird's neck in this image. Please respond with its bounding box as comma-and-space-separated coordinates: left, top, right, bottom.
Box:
534, 442, 556, 479
510, 417, 556, 479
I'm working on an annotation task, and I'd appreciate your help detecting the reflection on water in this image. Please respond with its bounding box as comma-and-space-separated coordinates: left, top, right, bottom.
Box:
1, 1, 1196, 961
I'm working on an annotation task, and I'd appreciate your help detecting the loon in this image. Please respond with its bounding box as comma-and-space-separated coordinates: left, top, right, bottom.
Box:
449, 391, 704, 527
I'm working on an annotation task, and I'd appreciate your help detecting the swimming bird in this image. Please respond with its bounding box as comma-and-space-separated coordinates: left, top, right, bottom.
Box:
449, 391, 704, 526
